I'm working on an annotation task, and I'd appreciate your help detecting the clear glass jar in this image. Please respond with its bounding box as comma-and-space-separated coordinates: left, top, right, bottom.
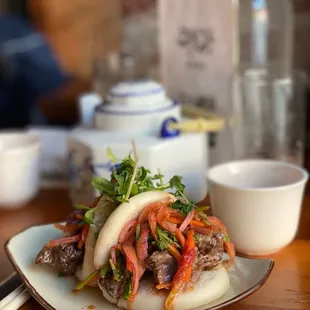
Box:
232, 70, 307, 166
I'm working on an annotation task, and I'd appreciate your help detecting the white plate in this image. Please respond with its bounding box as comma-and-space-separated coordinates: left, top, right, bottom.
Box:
5, 223, 274, 310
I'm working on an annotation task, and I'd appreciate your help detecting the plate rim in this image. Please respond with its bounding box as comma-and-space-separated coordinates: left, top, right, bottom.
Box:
4, 223, 275, 310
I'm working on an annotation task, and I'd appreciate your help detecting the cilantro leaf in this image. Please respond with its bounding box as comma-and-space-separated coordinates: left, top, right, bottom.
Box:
169, 176, 185, 197
92, 177, 115, 195
109, 259, 123, 281
90, 147, 189, 205
74, 204, 90, 211
100, 265, 110, 278
170, 199, 195, 215
84, 209, 95, 224
156, 228, 181, 250
124, 279, 132, 300
107, 148, 119, 163
95, 231, 100, 240
135, 224, 141, 241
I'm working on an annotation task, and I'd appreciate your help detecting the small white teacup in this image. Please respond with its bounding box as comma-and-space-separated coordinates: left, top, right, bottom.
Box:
0, 132, 41, 208
207, 159, 308, 256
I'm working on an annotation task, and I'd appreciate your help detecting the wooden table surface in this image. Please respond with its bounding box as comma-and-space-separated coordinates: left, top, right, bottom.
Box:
1, 188, 310, 310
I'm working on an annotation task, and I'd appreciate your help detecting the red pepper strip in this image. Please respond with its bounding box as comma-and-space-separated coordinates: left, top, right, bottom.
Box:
75, 270, 99, 291
157, 207, 177, 233
183, 229, 195, 255
175, 229, 185, 248
165, 248, 196, 310
192, 225, 213, 236
123, 245, 141, 301
179, 210, 195, 232
111, 245, 117, 265
46, 234, 81, 248
167, 244, 182, 262
119, 219, 137, 244
138, 201, 166, 223
78, 224, 90, 249
148, 212, 157, 239
156, 282, 172, 290
54, 223, 82, 233
136, 223, 149, 261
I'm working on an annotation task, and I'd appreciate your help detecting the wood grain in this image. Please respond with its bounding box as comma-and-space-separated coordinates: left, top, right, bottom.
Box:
1, 188, 310, 309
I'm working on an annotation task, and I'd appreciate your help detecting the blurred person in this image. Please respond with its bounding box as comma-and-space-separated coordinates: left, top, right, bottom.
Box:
0, 14, 71, 129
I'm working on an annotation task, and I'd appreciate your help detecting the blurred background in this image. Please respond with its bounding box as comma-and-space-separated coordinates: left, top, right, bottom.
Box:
0, 0, 308, 129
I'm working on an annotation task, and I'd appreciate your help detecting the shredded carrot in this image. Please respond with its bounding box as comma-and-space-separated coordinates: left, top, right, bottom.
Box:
175, 229, 185, 248
190, 220, 206, 227
184, 268, 191, 282
168, 217, 182, 224
167, 244, 182, 262
156, 282, 172, 290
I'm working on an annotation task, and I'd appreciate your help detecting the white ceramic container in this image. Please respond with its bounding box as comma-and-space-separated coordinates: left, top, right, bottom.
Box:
0, 132, 41, 208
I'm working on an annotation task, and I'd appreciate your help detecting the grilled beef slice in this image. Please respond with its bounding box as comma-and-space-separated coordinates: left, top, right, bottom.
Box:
35, 243, 84, 275
146, 250, 178, 285
194, 232, 225, 270
99, 274, 127, 300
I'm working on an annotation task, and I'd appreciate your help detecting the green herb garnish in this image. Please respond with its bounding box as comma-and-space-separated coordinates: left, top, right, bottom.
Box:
74, 204, 90, 211
107, 147, 119, 163
195, 206, 210, 212
92, 146, 188, 205
193, 234, 199, 243
156, 228, 180, 250
124, 279, 132, 300
169, 175, 196, 215
223, 234, 230, 242
170, 199, 195, 216
58, 272, 66, 277
75, 270, 98, 291
83, 208, 95, 224
135, 224, 141, 241
100, 265, 110, 278
95, 231, 100, 240
109, 259, 123, 282
92, 177, 115, 195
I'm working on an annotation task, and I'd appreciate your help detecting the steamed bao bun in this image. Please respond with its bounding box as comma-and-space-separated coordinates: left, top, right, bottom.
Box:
94, 191, 230, 310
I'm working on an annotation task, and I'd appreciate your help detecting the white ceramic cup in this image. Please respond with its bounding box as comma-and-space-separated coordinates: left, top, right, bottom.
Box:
0, 132, 41, 208
208, 159, 309, 255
